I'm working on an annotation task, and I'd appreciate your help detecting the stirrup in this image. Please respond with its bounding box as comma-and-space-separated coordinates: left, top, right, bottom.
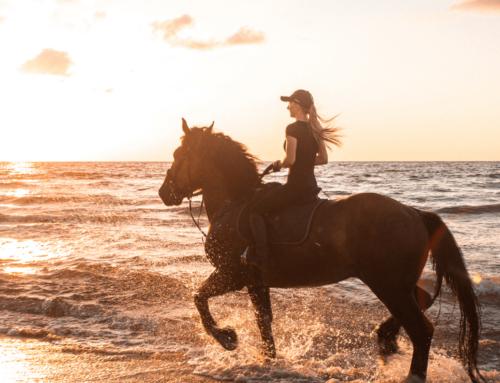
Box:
241, 245, 269, 271
240, 246, 250, 265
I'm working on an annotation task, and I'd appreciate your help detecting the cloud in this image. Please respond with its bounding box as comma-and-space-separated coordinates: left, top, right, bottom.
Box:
170, 37, 218, 51
93, 11, 106, 21
225, 26, 266, 46
151, 14, 265, 51
150, 14, 194, 40
105, 88, 114, 93
18, 48, 74, 77
0, 15, 5, 24
450, 0, 500, 13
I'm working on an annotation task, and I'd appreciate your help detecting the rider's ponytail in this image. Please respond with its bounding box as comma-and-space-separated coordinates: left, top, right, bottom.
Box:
307, 104, 343, 151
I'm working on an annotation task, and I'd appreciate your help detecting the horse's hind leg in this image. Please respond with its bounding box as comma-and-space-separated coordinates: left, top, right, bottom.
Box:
377, 315, 401, 360
194, 270, 244, 351
376, 291, 434, 383
377, 286, 433, 362
248, 286, 276, 359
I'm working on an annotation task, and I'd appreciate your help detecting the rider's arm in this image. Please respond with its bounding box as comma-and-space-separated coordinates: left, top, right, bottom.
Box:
280, 136, 297, 168
315, 140, 328, 166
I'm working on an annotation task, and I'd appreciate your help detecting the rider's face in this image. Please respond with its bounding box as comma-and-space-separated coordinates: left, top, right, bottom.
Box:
287, 101, 300, 118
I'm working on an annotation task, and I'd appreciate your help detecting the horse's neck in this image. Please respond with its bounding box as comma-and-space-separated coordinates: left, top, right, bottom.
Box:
201, 170, 232, 222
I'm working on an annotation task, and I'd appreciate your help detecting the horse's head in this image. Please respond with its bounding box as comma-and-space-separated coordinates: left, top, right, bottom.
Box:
159, 118, 214, 206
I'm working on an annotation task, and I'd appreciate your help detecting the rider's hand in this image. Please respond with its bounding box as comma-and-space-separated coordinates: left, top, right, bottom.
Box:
272, 160, 281, 172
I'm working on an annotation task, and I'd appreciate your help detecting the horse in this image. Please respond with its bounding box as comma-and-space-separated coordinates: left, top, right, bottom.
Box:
158, 119, 484, 383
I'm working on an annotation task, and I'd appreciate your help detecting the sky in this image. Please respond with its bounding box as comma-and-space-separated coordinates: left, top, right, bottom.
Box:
0, 0, 499, 161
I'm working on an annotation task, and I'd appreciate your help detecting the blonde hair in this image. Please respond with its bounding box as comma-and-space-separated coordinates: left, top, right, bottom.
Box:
304, 103, 343, 151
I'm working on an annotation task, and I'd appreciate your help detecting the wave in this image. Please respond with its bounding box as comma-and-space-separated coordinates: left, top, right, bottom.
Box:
420, 272, 500, 299
0, 212, 138, 224
44, 171, 144, 180
0, 295, 169, 342
436, 203, 500, 215
322, 190, 351, 196
0, 265, 191, 320
471, 275, 500, 298
0, 182, 36, 189
46, 171, 105, 180
0, 194, 119, 205
0, 194, 163, 206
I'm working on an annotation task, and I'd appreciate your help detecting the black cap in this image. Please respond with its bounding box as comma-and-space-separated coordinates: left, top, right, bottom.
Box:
280, 89, 314, 110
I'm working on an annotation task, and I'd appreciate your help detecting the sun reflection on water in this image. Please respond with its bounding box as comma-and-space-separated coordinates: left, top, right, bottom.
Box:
0, 339, 30, 382
3, 266, 37, 274
5, 189, 30, 198
2, 162, 39, 176
0, 239, 70, 275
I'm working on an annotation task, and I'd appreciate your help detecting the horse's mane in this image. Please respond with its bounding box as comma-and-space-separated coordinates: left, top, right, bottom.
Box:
183, 127, 260, 201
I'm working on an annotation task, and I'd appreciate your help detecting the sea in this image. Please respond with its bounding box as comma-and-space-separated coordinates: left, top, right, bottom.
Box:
0, 161, 499, 382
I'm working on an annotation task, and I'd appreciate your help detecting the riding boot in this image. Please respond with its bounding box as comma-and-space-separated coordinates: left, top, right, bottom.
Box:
248, 213, 270, 272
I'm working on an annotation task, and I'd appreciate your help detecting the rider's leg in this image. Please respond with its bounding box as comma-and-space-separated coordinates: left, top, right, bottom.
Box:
248, 213, 270, 271
248, 183, 301, 271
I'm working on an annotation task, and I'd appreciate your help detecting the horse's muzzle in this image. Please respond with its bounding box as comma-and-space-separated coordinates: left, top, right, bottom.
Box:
159, 181, 184, 206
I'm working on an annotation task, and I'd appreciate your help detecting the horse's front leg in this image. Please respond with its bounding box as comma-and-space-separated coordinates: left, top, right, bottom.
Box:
248, 286, 276, 359
194, 270, 243, 351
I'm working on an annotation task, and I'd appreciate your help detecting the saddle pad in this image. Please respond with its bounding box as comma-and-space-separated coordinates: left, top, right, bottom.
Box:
237, 199, 326, 245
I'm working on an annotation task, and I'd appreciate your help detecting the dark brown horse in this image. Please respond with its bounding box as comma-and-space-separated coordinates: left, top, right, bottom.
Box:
159, 119, 484, 383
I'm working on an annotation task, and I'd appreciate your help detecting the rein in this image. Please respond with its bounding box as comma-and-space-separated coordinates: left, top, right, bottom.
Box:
169, 159, 327, 243
186, 164, 274, 240
168, 159, 275, 241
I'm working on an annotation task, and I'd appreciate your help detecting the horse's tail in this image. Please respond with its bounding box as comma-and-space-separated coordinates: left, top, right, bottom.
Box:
418, 210, 484, 383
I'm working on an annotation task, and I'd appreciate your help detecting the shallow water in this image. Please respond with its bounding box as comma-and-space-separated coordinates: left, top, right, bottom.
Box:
1, 161, 499, 382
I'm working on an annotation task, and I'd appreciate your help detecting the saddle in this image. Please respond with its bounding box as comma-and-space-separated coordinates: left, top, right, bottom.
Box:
237, 183, 326, 245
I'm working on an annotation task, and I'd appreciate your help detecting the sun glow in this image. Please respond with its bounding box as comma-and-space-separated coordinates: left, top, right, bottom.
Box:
3, 266, 37, 274
2, 162, 39, 176
5, 189, 30, 198
1, 1, 500, 161
0, 239, 70, 275
0, 339, 31, 382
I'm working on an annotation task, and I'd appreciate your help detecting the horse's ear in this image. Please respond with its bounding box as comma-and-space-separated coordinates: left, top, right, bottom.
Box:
182, 118, 190, 136
207, 121, 214, 133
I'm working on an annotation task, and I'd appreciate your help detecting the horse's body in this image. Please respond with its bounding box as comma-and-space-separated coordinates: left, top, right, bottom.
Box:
159, 120, 483, 383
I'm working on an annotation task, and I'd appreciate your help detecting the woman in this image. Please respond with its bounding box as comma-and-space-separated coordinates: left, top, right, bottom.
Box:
247, 89, 342, 271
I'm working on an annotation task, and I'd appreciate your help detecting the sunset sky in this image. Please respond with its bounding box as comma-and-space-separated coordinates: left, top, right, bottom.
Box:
1, 0, 499, 161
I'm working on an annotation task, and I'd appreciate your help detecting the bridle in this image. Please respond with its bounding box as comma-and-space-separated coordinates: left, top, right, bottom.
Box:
166, 146, 215, 239
166, 145, 202, 201
166, 146, 277, 241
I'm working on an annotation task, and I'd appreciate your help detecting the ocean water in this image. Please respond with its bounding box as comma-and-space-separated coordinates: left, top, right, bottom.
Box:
0, 161, 499, 382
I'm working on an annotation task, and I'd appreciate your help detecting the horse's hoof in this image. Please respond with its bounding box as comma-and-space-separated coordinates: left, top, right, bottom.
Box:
262, 344, 276, 360
262, 356, 277, 366
378, 339, 399, 364
402, 373, 426, 383
213, 327, 238, 351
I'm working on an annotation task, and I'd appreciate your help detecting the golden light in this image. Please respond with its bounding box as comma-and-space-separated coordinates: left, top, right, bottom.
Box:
5, 189, 30, 198
0, 339, 30, 382
0, 204, 21, 209
0, 239, 70, 275
2, 162, 39, 176
472, 275, 482, 285
3, 266, 37, 274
